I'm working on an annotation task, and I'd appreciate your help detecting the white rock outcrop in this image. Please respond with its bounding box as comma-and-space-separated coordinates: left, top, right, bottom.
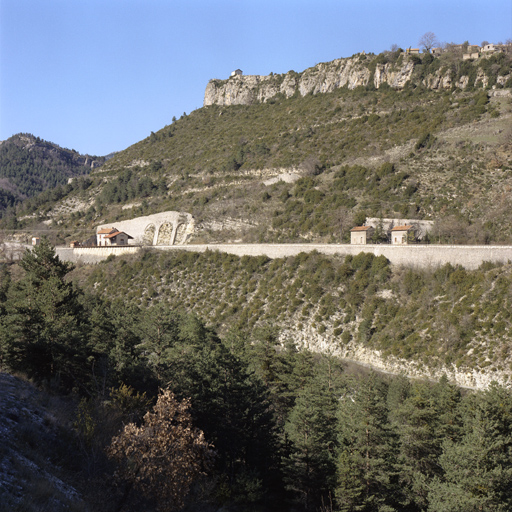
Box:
204, 54, 383, 106
204, 53, 501, 107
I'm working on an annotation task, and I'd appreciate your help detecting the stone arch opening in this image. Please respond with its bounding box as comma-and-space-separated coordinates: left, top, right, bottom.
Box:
174, 223, 187, 245
156, 222, 173, 245
143, 224, 156, 245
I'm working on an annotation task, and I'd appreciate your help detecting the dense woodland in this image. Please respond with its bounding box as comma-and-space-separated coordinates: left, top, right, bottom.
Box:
1, 241, 512, 512
0, 133, 105, 219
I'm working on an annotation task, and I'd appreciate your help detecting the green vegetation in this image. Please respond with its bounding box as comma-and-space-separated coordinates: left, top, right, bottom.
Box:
0, 133, 105, 218
2, 243, 512, 511
4, 49, 511, 243
1, 48, 512, 510
70, 248, 512, 375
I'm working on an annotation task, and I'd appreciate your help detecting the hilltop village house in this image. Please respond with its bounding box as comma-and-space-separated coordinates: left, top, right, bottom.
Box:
403, 42, 510, 61
96, 227, 133, 246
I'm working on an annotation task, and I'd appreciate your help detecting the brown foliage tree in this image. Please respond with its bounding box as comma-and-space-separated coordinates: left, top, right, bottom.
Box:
108, 389, 214, 512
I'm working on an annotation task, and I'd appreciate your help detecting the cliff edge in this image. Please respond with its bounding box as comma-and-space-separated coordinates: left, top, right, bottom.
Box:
204, 51, 511, 106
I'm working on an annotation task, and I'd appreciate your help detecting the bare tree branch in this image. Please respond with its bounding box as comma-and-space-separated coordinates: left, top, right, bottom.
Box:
418, 32, 440, 53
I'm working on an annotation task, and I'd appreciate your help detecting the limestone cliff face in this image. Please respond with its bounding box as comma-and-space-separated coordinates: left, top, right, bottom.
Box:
204, 54, 380, 106
204, 53, 506, 106
204, 54, 418, 106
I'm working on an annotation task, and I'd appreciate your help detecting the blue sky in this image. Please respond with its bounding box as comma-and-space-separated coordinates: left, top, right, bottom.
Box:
1, 0, 511, 156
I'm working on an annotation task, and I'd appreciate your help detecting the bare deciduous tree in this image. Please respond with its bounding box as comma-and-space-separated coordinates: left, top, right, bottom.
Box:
418, 32, 440, 53
108, 389, 214, 512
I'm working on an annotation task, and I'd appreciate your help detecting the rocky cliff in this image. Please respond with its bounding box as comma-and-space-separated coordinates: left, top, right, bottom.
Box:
204, 52, 511, 106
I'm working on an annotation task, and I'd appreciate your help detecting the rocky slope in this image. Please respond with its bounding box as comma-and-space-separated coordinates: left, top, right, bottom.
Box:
205, 51, 511, 106
0, 373, 85, 511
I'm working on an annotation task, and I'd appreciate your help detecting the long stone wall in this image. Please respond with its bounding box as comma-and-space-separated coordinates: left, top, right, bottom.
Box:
56, 246, 140, 264
57, 243, 512, 270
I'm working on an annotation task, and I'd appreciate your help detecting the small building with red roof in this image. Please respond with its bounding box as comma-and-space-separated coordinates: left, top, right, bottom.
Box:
350, 226, 374, 245
96, 227, 133, 246
391, 225, 414, 245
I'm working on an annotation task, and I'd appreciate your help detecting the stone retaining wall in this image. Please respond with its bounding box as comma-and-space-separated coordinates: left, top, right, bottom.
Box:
97, 211, 193, 246
57, 243, 512, 269
56, 246, 140, 264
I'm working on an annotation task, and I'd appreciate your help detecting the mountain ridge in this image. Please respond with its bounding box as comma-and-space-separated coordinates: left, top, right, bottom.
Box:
0, 133, 106, 217
204, 49, 512, 106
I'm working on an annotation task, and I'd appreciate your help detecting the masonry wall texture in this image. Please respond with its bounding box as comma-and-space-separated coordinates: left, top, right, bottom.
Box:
57, 243, 512, 270
96, 211, 194, 246
56, 246, 140, 264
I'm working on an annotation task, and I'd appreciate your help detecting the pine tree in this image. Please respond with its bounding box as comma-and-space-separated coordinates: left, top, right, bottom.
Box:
282, 380, 338, 510
1, 239, 89, 391
159, 318, 278, 502
0, 264, 12, 370
428, 383, 512, 512
336, 373, 399, 511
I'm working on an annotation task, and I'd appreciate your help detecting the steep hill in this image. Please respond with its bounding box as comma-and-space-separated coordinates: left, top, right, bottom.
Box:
0, 133, 105, 219
72, 248, 512, 388
0, 372, 88, 511
2, 49, 512, 247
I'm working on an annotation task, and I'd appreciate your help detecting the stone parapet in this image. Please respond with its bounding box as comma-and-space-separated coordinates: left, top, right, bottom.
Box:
56, 246, 140, 264
57, 243, 512, 270
155, 243, 512, 270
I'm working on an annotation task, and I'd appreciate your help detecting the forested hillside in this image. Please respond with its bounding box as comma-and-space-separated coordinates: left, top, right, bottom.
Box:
71, 247, 512, 387
1, 51, 511, 245
2, 241, 512, 512
0, 133, 105, 220
1, 48, 512, 510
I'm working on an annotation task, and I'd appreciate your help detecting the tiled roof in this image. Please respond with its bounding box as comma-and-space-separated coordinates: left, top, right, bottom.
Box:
391, 225, 413, 231
97, 227, 116, 234
104, 231, 133, 239
350, 226, 372, 231
104, 231, 122, 239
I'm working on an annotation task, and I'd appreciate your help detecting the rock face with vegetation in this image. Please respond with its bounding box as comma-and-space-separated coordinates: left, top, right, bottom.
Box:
72, 248, 512, 389
2, 44, 512, 510
204, 50, 512, 106
1, 49, 511, 392
3, 48, 511, 248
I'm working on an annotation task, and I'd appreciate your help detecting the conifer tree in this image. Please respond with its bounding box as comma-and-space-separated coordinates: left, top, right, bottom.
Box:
282, 380, 338, 510
158, 318, 278, 501
1, 239, 89, 390
336, 373, 399, 511
428, 383, 512, 512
